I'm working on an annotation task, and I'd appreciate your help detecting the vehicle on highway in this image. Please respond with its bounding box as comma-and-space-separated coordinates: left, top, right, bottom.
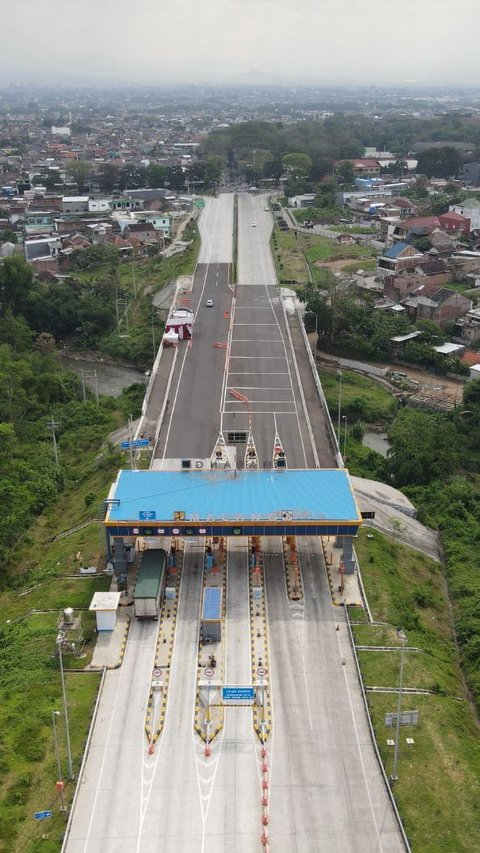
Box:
206, 298, 214, 307
252, 221, 257, 227
133, 548, 166, 619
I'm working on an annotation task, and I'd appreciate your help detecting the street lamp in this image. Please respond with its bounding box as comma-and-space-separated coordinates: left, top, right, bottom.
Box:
390, 628, 407, 784
56, 632, 74, 780
342, 414, 348, 462
144, 370, 151, 392
52, 711, 66, 811
337, 369, 343, 449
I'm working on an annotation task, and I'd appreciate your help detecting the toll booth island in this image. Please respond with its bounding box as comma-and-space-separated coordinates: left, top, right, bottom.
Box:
104, 468, 362, 575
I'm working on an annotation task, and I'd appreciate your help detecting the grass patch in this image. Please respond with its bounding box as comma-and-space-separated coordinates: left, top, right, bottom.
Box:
352, 528, 480, 851
271, 228, 309, 283
0, 671, 101, 852
305, 236, 377, 265
339, 259, 377, 274
318, 368, 397, 424
329, 224, 378, 235
0, 388, 134, 850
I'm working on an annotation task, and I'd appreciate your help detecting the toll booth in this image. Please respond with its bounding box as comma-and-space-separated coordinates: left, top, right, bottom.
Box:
201, 587, 222, 643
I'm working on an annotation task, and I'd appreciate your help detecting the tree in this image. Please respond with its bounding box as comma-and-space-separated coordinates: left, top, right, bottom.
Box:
97, 163, 120, 192
463, 379, 480, 407
417, 147, 462, 179
336, 160, 355, 186
282, 153, 312, 188
386, 409, 459, 486
0, 256, 34, 313
66, 160, 92, 192
146, 164, 167, 187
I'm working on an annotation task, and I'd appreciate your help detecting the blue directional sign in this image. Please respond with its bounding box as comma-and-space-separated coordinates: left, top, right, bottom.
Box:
34, 810, 52, 821
120, 439, 150, 449
139, 510, 156, 520
222, 686, 255, 701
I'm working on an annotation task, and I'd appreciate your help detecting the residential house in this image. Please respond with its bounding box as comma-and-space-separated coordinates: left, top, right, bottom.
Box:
62, 196, 89, 214
350, 159, 381, 177
437, 212, 470, 234
454, 307, 480, 345
24, 235, 61, 263
377, 242, 424, 279
88, 198, 111, 213
111, 196, 143, 212
24, 212, 55, 236
384, 259, 450, 301
389, 197, 416, 217
133, 212, 171, 239
428, 230, 457, 257
122, 221, 160, 245
335, 232, 356, 245
450, 197, 480, 230
405, 288, 472, 327
391, 216, 440, 243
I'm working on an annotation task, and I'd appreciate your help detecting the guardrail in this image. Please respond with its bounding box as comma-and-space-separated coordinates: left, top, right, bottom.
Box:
345, 608, 411, 852
296, 310, 342, 465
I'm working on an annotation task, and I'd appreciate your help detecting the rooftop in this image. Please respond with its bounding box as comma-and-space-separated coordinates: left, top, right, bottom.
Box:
106, 469, 361, 526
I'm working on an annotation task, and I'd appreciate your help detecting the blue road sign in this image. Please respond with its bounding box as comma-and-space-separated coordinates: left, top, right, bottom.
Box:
139, 510, 156, 520
34, 810, 52, 821
222, 686, 255, 701
120, 439, 150, 449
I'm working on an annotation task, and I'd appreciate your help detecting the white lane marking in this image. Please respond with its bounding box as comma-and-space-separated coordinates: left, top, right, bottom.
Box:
229, 355, 286, 359
161, 261, 212, 458
161, 343, 190, 460
335, 625, 385, 852
81, 670, 125, 850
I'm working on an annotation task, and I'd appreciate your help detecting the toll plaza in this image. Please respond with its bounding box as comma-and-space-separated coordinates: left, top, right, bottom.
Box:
104, 468, 362, 568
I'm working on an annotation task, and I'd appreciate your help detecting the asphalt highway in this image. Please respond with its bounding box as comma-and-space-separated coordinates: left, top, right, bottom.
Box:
65, 193, 405, 852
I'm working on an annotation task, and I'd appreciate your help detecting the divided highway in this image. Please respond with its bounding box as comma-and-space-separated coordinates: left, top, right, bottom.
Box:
65, 193, 405, 852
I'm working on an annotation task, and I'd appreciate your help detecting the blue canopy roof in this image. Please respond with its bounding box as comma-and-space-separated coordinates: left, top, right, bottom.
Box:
106, 469, 360, 524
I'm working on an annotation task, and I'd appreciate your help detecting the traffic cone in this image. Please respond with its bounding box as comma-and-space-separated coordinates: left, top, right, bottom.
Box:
204, 744, 211, 757
148, 742, 154, 755
261, 831, 269, 845
262, 812, 269, 826
262, 795, 268, 807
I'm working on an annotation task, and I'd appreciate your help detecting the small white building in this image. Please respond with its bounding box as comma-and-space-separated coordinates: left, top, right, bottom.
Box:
88, 198, 111, 213
89, 591, 121, 631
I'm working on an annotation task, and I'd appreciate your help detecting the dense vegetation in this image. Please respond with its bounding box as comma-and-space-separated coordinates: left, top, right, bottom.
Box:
306, 290, 470, 375
202, 113, 480, 190
330, 369, 480, 709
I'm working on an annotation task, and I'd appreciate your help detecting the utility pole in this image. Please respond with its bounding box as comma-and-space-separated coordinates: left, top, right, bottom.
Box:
391, 628, 407, 784
52, 710, 66, 810
336, 370, 342, 449
56, 632, 74, 780
81, 370, 87, 403
47, 415, 60, 468
128, 415, 134, 471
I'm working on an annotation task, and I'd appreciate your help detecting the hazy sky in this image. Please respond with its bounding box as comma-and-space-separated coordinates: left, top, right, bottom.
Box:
1, 0, 479, 86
